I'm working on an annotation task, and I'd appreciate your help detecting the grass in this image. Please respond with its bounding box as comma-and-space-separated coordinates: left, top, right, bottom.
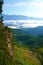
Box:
13, 43, 41, 65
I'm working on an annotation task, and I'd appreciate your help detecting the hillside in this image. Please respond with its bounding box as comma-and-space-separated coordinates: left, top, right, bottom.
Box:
0, 22, 14, 64
13, 42, 41, 65
0, 22, 42, 65
24, 26, 43, 35
12, 29, 43, 65
12, 29, 27, 36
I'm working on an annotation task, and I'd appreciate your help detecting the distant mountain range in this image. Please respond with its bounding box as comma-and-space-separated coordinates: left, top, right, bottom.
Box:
3, 14, 29, 20
12, 26, 43, 35
3, 14, 43, 20
24, 26, 43, 35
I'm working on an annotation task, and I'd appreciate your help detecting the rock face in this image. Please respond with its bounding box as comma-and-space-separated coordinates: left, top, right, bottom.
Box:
4, 27, 14, 56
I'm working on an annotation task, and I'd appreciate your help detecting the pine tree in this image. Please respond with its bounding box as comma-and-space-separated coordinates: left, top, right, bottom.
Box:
0, 0, 3, 28
0, 0, 3, 13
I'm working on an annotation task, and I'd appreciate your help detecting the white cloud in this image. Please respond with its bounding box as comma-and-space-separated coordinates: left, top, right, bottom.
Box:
22, 23, 43, 28
8, 26, 17, 29
3, 1, 43, 8
33, 0, 42, 2
3, 20, 43, 28
3, 20, 43, 24
34, 0, 43, 2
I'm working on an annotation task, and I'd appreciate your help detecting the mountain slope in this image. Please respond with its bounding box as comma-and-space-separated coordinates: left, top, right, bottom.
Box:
13, 42, 41, 65
24, 26, 43, 35
0, 22, 14, 65
12, 29, 27, 36
12, 29, 43, 65
0, 24, 41, 65
0, 1, 14, 65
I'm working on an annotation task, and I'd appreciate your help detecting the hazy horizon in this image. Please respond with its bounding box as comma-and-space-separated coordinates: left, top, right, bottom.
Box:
3, 20, 43, 28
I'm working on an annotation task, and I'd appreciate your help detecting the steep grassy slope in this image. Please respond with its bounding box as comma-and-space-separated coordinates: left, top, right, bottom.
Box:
0, 25, 14, 65
31, 47, 43, 65
13, 42, 41, 65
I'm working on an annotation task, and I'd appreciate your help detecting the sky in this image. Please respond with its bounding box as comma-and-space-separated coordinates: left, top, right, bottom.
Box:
3, 0, 43, 28
3, 0, 43, 17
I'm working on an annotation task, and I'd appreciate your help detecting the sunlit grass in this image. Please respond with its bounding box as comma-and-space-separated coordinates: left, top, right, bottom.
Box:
13, 43, 41, 65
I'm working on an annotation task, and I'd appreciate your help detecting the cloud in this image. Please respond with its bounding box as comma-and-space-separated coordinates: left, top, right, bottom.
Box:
8, 23, 43, 29
22, 23, 43, 28
33, 0, 43, 2
3, 1, 43, 8
3, 20, 43, 28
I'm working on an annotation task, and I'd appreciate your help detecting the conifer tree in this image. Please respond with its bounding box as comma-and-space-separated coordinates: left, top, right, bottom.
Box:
0, 0, 3, 24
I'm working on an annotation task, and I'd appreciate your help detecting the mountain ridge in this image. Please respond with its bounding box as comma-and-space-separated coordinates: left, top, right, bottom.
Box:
24, 26, 43, 35
3, 14, 43, 20
12, 26, 43, 35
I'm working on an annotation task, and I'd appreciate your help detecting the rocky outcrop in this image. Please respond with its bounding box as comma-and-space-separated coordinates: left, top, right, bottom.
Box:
4, 27, 14, 56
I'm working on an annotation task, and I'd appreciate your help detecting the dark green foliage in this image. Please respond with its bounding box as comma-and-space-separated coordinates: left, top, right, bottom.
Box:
0, 50, 14, 65
13, 58, 23, 65
4, 26, 11, 32
0, 0, 3, 13
12, 29, 43, 65
0, 29, 7, 49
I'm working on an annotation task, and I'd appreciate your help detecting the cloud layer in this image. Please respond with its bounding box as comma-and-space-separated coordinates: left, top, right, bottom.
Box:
3, 20, 43, 29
